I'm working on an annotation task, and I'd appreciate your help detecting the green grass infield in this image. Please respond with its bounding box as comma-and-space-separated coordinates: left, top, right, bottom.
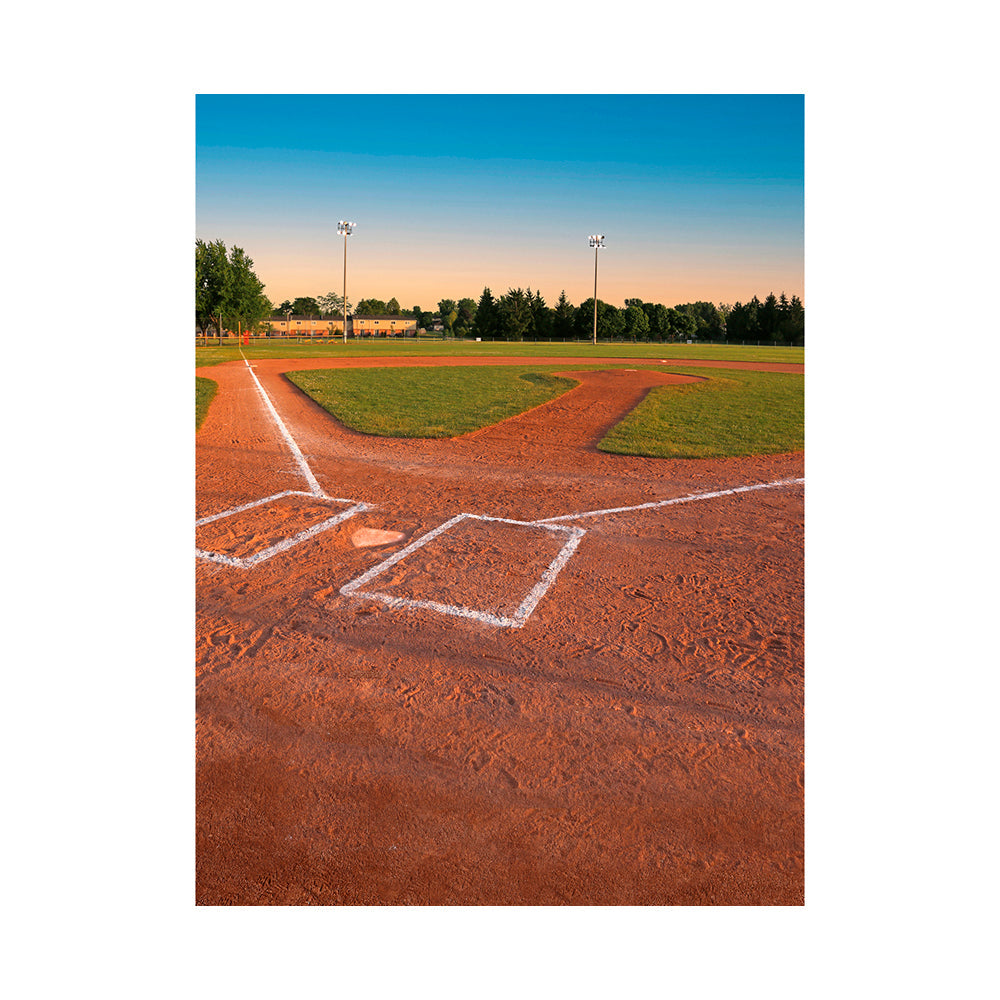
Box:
286, 366, 577, 438
283, 363, 802, 458
597, 366, 803, 458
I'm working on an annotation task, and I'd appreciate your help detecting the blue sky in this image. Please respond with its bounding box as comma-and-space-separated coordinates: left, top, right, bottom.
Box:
197, 94, 803, 310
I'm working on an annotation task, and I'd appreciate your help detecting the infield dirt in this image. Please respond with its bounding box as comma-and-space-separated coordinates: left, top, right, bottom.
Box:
195, 355, 804, 905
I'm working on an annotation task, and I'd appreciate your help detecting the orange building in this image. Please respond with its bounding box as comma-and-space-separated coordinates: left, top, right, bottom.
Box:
351, 315, 419, 337
260, 314, 419, 338
265, 315, 345, 337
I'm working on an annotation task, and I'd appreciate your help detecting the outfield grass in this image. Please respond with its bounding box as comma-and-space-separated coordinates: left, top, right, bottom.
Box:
598, 367, 803, 458
196, 377, 218, 430
284, 363, 802, 458
195, 339, 803, 368
286, 367, 577, 438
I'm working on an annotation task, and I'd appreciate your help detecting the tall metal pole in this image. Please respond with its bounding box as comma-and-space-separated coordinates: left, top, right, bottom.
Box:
338, 221, 356, 343
592, 245, 599, 345
589, 235, 605, 345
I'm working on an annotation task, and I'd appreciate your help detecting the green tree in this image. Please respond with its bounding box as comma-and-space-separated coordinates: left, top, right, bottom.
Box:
759, 293, 780, 341
196, 238, 232, 337
777, 293, 804, 344
196, 239, 269, 339
623, 303, 650, 342
454, 297, 477, 334
356, 298, 387, 315
228, 246, 270, 333
674, 301, 723, 340
472, 287, 498, 340
573, 298, 597, 340
291, 296, 321, 317
574, 298, 622, 340
385, 296, 401, 315
527, 288, 551, 341
437, 299, 457, 335
552, 290, 575, 341
644, 302, 669, 342
717, 302, 733, 339
726, 298, 762, 341
411, 305, 433, 330
318, 291, 352, 316
660, 307, 697, 342
602, 303, 626, 340
497, 288, 531, 341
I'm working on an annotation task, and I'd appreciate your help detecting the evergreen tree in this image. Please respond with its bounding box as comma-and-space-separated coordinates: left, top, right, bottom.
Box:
473, 287, 498, 340
497, 288, 531, 341
759, 292, 780, 341
553, 290, 575, 341
530, 289, 552, 341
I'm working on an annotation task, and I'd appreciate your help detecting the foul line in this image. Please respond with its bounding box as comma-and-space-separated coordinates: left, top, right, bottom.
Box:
241, 353, 323, 496
534, 477, 805, 524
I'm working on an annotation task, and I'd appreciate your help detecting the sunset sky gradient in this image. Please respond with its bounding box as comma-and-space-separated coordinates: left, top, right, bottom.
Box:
196, 94, 803, 312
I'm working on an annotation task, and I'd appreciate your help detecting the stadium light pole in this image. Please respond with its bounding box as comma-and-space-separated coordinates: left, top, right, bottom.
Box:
285, 307, 292, 341
589, 234, 605, 345
338, 220, 356, 343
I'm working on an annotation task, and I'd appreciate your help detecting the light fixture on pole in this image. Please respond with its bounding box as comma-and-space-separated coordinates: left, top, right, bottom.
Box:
589, 234, 605, 345
338, 220, 356, 343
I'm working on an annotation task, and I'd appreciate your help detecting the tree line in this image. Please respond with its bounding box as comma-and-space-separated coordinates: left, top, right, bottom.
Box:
271, 288, 804, 343
197, 240, 804, 343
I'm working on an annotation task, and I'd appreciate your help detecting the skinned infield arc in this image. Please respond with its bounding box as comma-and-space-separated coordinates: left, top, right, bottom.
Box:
195, 351, 805, 906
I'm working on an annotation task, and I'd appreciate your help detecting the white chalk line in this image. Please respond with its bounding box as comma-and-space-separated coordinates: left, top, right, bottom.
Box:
340, 514, 586, 629
533, 476, 805, 524
197, 501, 369, 569
197, 490, 316, 527
241, 354, 324, 497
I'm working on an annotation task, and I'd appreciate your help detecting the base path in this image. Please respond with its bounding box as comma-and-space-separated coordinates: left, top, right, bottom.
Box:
196, 354, 804, 905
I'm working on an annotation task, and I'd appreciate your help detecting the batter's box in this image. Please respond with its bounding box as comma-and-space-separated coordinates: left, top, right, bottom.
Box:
340, 514, 585, 629
196, 490, 368, 569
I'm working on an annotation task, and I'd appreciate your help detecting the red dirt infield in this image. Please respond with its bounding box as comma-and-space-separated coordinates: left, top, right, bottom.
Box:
196, 354, 804, 905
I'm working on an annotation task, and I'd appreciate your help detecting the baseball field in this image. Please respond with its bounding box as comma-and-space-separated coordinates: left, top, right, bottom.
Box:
195, 342, 804, 905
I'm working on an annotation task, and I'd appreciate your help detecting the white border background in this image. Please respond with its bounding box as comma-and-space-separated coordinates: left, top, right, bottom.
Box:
6, 2, 993, 997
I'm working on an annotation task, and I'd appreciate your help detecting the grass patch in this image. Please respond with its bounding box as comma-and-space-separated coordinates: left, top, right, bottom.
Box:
598, 367, 803, 458
196, 377, 218, 430
286, 366, 577, 438
195, 339, 803, 368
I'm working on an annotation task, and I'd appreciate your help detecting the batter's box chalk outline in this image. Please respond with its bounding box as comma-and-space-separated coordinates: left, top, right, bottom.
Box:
340, 513, 586, 629
196, 490, 369, 569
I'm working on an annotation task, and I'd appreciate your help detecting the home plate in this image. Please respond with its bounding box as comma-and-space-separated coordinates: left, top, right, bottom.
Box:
352, 527, 406, 548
